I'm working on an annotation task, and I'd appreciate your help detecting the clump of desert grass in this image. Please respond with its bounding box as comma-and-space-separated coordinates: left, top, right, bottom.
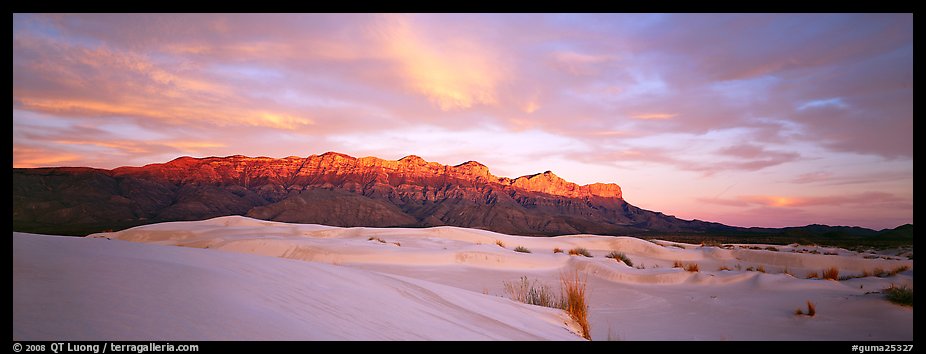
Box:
673, 261, 699, 272
700, 240, 723, 248
764, 246, 779, 252
883, 284, 913, 307
561, 271, 591, 340
822, 267, 840, 280
568, 247, 592, 257
805, 271, 819, 279
795, 301, 816, 317
502, 272, 591, 340
496, 240, 506, 248
503, 276, 564, 309
886, 265, 911, 277
553, 247, 564, 254
514, 246, 532, 253
605, 251, 633, 267
368, 236, 386, 243
392, 241, 401, 247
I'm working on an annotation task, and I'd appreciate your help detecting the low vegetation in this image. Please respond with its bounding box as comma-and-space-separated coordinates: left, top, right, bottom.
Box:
700, 240, 723, 248
822, 267, 840, 280
368, 236, 386, 243
561, 271, 591, 340
568, 247, 592, 257
717, 265, 732, 271
805, 272, 819, 279
503, 276, 563, 309
756, 265, 766, 273
883, 284, 913, 307
553, 247, 564, 254
684, 263, 700, 272
502, 273, 591, 340
514, 246, 532, 253
496, 240, 506, 248
605, 251, 633, 267
795, 301, 816, 317
764, 246, 779, 252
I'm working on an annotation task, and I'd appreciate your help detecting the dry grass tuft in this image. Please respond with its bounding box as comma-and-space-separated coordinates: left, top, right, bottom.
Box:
605, 251, 633, 267
883, 284, 913, 307
561, 271, 591, 340
514, 246, 532, 253
392, 241, 401, 247
553, 247, 564, 254
568, 247, 592, 257
503, 276, 563, 309
673, 260, 684, 268
795, 301, 816, 317
368, 236, 386, 243
806, 271, 819, 279
887, 265, 911, 277
684, 263, 700, 272
822, 267, 840, 280
496, 240, 506, 248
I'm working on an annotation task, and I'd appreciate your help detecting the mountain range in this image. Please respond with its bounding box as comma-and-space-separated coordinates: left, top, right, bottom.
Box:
12, 152, 911, 246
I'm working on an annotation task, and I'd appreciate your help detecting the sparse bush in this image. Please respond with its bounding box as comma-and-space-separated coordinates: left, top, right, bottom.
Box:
673, 261, 684, 268
605, 251, 633, 267
822, 267, 840, 280
368, 236, 386, 243
883, 284, 913, 307
496, 240, 506, 248
553, 247, 564, 254
392, 241, 401, 247
568, 247, 592, 257
561, 271, 591, 340
503, 276, 563, 309
764, 246, 779, 252
684, 263, 700, 272
514, 246, 532, 253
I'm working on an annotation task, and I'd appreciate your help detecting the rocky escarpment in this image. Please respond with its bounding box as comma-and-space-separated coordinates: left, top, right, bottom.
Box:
13, 152, 726, 236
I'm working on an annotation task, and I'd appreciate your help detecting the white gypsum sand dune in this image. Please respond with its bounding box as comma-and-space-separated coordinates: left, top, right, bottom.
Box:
14, 216, 913, 340
13, 231, 580, 341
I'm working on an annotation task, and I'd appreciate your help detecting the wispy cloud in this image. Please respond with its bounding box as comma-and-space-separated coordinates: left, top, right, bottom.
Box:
11, 13, 912, 229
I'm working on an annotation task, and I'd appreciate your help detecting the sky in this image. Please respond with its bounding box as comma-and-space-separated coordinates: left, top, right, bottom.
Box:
12, 13, 913, 230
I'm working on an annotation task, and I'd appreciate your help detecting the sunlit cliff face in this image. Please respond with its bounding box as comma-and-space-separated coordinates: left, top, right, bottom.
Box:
12, 13, 912, 229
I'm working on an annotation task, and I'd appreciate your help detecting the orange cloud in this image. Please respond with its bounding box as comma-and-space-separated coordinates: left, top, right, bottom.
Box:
12, 146, 82, 168
631, 113, 676, 120
379, 15, 504, 111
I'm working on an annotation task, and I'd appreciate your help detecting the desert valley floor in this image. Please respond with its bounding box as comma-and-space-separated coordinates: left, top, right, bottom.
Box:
13, 216, 913, 341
